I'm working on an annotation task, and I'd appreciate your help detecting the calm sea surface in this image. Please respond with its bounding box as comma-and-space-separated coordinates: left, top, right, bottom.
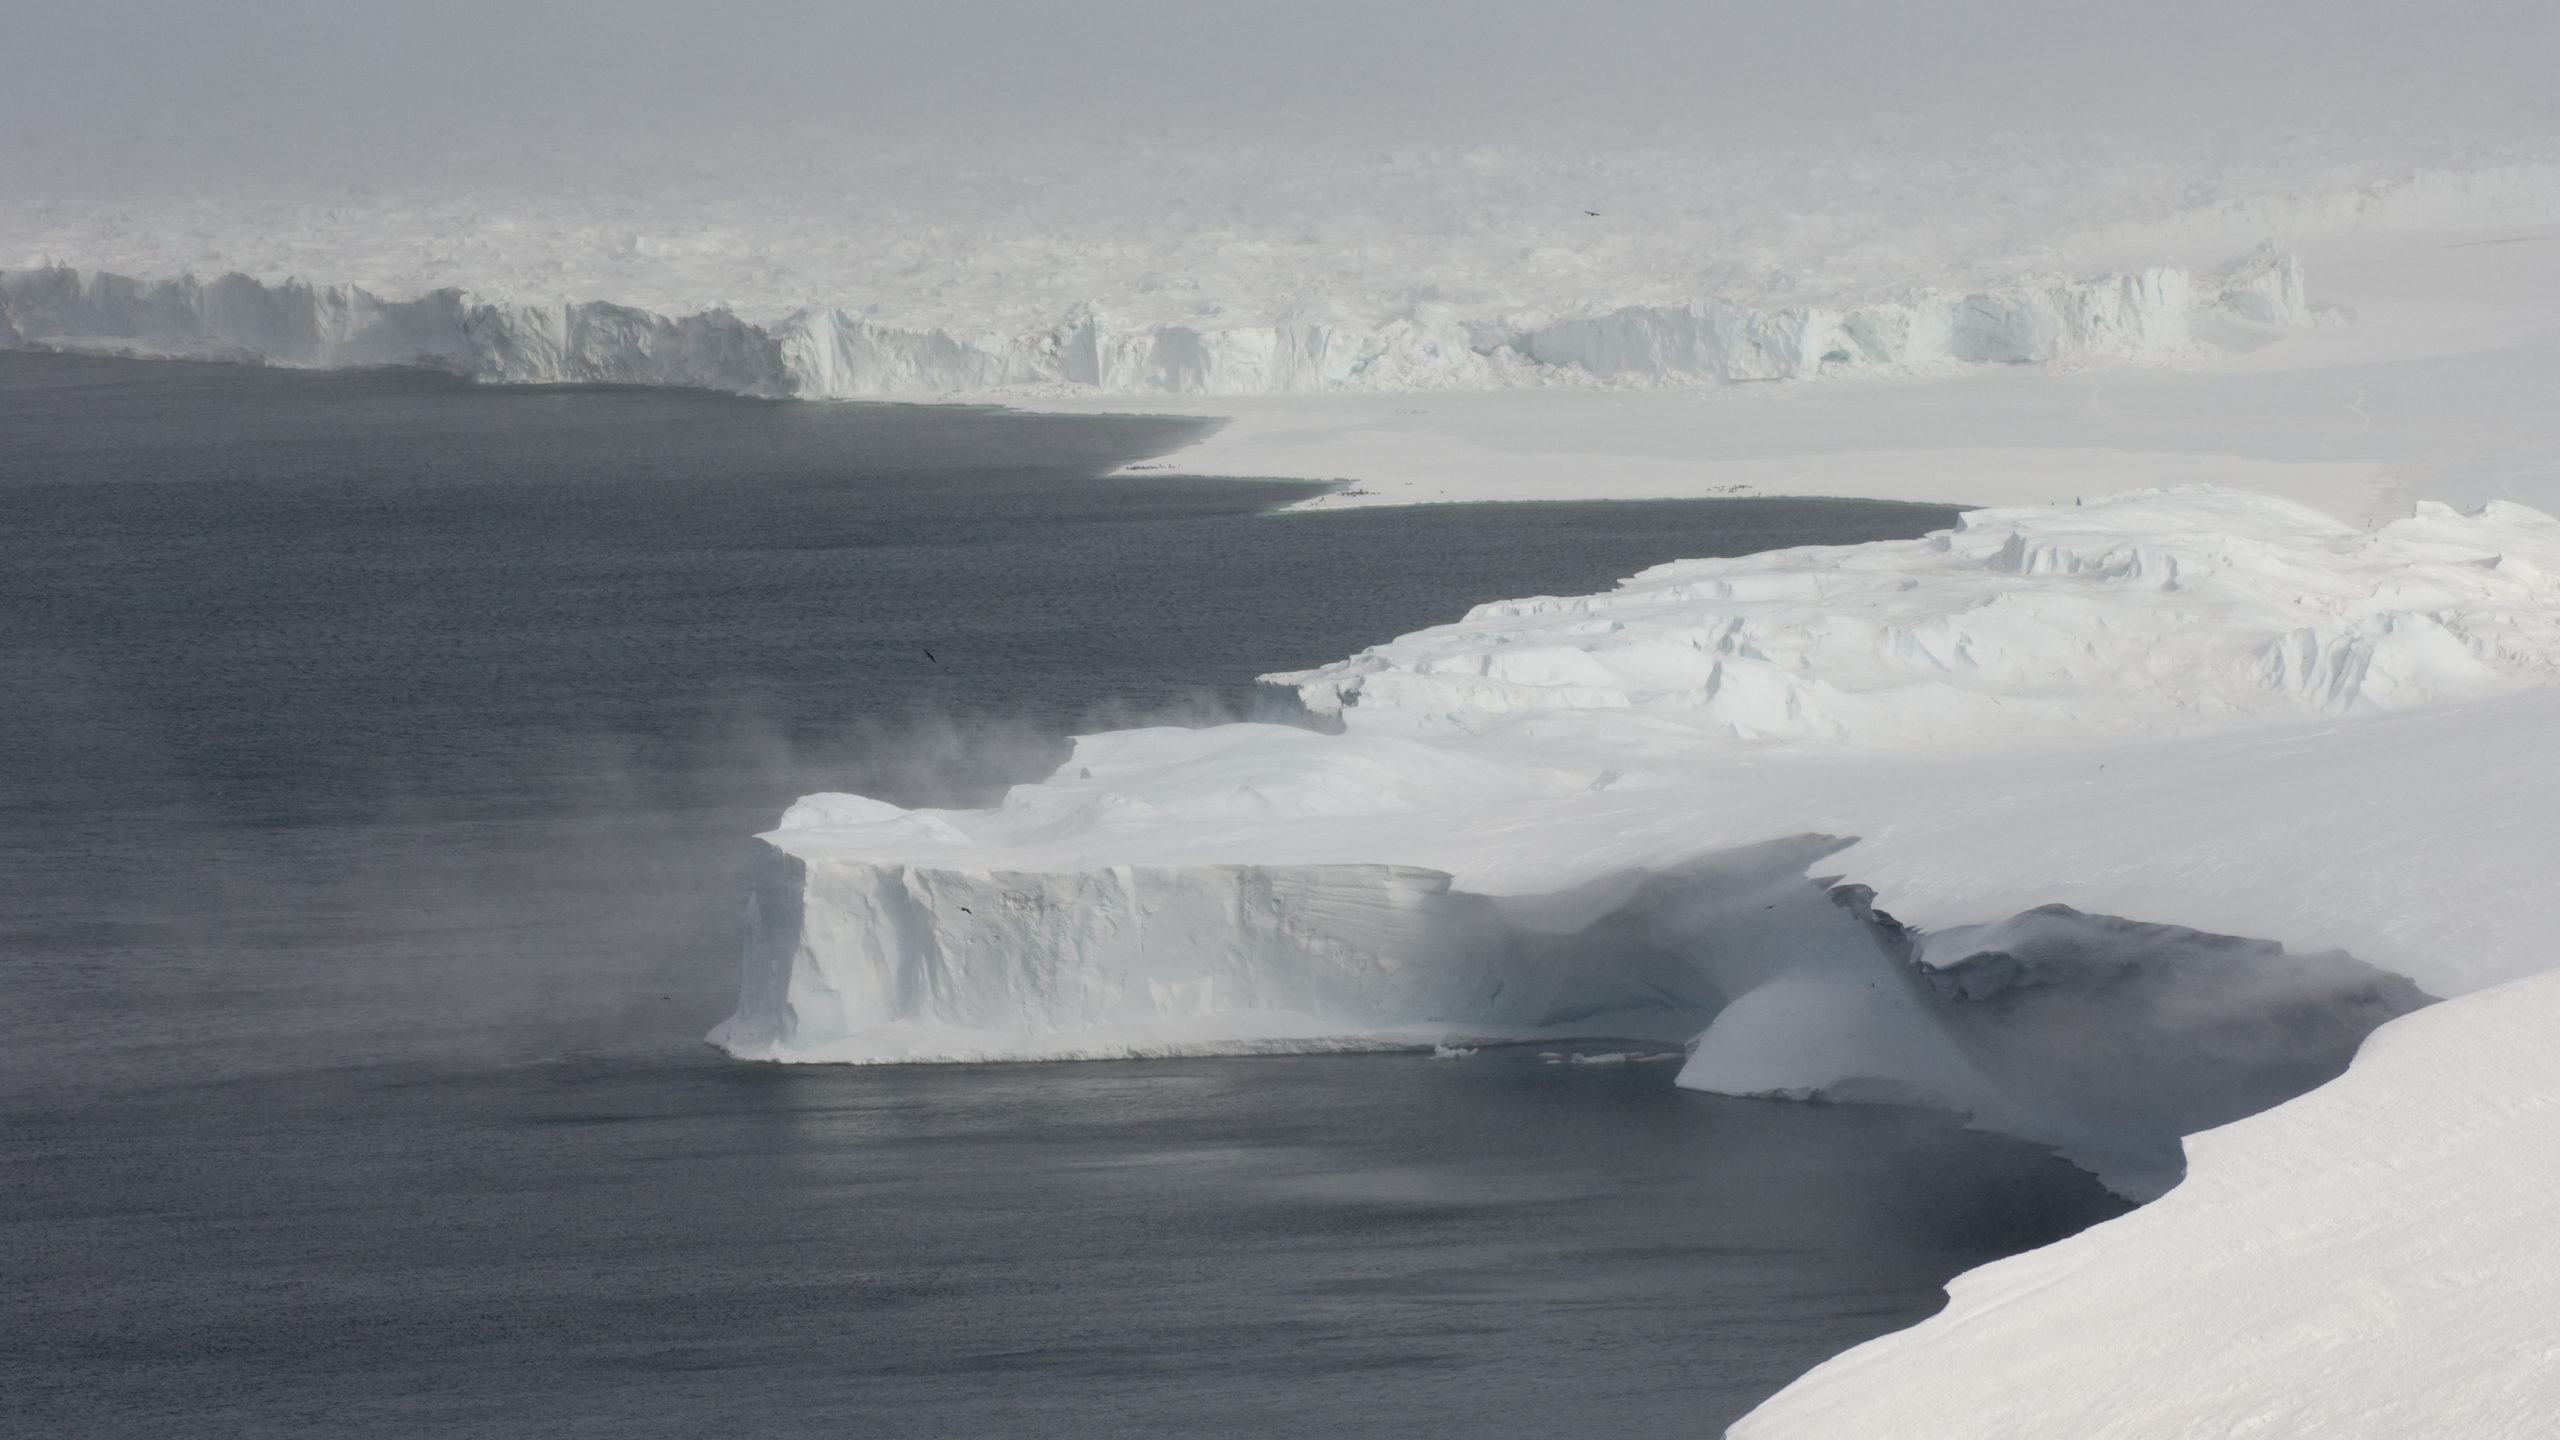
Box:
0, 351, 2124, 1436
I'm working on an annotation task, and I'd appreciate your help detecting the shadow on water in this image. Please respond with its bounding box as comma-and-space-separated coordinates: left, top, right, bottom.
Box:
0, 351, 2117, 1437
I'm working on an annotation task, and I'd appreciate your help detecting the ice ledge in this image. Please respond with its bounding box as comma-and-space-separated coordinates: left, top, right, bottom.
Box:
1, 247, 2307, 398
718, 827, 2425, 1199
709, 488, 2560, 1206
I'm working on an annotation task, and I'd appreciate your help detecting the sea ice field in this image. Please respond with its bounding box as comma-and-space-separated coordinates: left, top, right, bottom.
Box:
9, 2, 2560, 1430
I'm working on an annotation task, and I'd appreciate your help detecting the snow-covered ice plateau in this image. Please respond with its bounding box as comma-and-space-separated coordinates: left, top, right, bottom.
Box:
0, 247, 2296, 397
7, 139, 2551, 399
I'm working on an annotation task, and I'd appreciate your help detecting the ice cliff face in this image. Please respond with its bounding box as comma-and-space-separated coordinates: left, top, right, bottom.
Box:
1519, 263, 2223, 381
723, 813, 2421, 1197
709, 488, 2559, 1196
0, 250, 2303, 398
0, 267, 799, 393
712, 837, 1820, 1065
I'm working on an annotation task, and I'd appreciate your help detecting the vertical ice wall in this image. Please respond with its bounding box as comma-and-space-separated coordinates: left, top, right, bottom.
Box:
718, 822, 2423, 1197
0, 252, 2298, 397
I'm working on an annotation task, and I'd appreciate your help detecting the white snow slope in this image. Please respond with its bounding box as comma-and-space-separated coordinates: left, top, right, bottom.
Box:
1733, 966, 2560, 1439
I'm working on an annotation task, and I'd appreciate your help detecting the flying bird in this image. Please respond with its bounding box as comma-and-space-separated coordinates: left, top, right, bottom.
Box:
924, 648, 937, 662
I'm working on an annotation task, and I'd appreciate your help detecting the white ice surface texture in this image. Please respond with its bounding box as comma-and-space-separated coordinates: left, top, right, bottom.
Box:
0, 249, 2300, 398
714, 489, 2551, 1199
1271, 488, 2560, 752
711, 834, 1862, 1066
718, 830, 2420, 1197
722, 825, 2419, 1196
1521, 262, 2223, 380
0, 267, 793, 393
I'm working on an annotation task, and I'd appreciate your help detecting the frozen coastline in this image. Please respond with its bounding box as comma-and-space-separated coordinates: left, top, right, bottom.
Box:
17, 133, 2560, 1434
713, 488, 2560, 1156
0, 247, 2299, 397
9, 152, 2555, 531
6, 147, 2549, 404
680, 148, 2556, 1432
719, 485, 2560, 1431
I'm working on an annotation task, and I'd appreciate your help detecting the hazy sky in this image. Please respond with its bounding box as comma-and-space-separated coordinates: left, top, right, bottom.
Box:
4, 1, 2554, 187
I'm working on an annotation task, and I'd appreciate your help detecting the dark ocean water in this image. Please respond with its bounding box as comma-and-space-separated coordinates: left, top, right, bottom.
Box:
0, 351, 2125, 1436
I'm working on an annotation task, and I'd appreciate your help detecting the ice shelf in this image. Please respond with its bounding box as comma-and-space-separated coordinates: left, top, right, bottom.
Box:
0, 249, 2304, 398
713, 488, 2560, 1199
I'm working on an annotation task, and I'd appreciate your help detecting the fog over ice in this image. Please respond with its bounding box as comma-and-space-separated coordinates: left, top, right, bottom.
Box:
6, 0, 2554, 191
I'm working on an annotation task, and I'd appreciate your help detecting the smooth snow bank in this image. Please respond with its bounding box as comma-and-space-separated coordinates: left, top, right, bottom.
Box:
1271, 488, 2560, 751
0, 251, 2298, 397
1731, 967, 2560, 1440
